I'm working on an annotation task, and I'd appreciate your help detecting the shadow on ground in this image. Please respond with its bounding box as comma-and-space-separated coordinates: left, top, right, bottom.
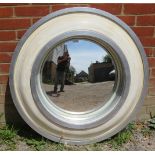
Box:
4, 81, 42, 140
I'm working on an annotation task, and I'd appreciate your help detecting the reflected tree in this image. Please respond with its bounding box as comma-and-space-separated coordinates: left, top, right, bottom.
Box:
69, 66, 76, 75
103, 54, 112, 63
66, 65, 76, 84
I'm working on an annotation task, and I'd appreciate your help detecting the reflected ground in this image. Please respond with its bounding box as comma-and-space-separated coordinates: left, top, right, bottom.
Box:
43, 81, 114, 112
41, 39, 116, 112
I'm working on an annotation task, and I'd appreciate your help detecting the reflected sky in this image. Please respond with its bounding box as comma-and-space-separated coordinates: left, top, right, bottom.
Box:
66, 39, 107, 74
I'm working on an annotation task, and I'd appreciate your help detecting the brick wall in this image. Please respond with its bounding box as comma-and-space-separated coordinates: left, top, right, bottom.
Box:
0, 3, 155, 124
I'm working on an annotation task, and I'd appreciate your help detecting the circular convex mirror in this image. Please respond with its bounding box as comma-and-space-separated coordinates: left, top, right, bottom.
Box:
41, 39, 116, 113
9, 7, 149, 145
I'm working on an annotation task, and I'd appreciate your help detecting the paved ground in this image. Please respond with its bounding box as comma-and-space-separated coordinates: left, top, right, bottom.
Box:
42, 81, 114, 112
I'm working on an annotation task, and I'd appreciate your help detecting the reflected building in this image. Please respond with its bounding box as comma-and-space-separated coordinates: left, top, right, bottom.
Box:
75, 71, 88, 82
88, 61, 114, 83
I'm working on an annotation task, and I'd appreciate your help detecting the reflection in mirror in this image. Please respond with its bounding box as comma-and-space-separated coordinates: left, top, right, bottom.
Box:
41, 39, 116, 112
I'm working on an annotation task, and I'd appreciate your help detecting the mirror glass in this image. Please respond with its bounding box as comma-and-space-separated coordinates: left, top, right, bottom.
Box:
41, 39, 116, 112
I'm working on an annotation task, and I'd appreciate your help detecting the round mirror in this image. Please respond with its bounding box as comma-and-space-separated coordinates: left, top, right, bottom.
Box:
9, 7, 148, 145
41, 39, 116, 112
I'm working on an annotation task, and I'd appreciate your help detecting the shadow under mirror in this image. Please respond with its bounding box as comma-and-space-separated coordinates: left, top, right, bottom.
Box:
41, 39, 116, 112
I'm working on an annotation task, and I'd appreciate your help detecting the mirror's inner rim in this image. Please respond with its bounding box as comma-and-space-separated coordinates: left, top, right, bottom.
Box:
30, 30, 130, 129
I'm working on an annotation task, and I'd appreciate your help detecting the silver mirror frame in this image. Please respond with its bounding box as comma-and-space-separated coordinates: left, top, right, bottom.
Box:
31, 30, 130, 129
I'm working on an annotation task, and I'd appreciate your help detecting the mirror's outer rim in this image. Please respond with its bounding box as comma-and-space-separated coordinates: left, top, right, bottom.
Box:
9, 7, 149, 143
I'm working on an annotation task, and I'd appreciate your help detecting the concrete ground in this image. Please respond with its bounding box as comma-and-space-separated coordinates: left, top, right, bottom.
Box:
42, 81, 114, 112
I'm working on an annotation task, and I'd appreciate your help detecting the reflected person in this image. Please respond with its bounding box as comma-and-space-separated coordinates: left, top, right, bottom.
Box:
54, 51, 71, 94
